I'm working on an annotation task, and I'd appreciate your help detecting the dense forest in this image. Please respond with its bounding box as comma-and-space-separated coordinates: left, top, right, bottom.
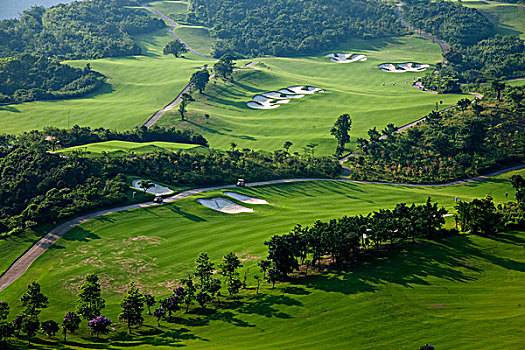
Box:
0, 128, 340, 236
187, 0, 403, 57
346, 86, 524, 183
404, 0, 525, 83
0, 0, 164, 59
0, 54, 104, 104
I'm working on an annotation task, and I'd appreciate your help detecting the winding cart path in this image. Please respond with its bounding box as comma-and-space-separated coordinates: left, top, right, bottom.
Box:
1, 163, 523, 292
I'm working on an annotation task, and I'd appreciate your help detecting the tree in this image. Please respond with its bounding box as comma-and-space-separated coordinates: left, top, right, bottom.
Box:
143, 294, 155, 315
491, 80, 505, 101
119, 282, 145, 334
196, 290, 212, 310
77, 273, 105, 321
213, 54, 236, 80
510, 175, 525, 203
12, 315, 23, 336
331, 114, 352, 156
194, 252, 214, 287
182, 275, 196, 312
457, 98, 471, 113
190, 69, 210, 93
0, 302, 8, 321
0, 322, 14, 341
21, 315, 39, 345
283, 141, 293, 153
138, 180, 154, 195
87, 316, 112, 339
62, 312, 81, 343
178, 93, 194, 120
20, 281, 48, 316
163, 40, 188, 57
41, 320, 59, 338
254, 274, 263, 294
258, 259, 278, 288
220, 252, 243, 296
153, 307, 166, 326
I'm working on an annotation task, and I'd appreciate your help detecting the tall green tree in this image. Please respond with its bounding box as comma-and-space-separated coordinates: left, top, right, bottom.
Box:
190, 69, 211, 93
20, 281, 48, 316
220, 252, 243, 296
491, 80, 506, 101
213, 54, 235, 81
163, 40, 188, 57
41, 320, 59, 338
194, 252, 214, 287
119, 282, 145, 334
331, 114, 352, 156
76, 273, 105, 321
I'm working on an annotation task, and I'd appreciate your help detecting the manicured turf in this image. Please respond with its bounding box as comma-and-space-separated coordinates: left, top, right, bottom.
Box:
0, 26, 210, 134
56, 140, 209, 156
507, 78, 525, 86
158, 35, 469, 155
0, 169, 523, 349
461, 0, 525, 39
175, 25, 215, 57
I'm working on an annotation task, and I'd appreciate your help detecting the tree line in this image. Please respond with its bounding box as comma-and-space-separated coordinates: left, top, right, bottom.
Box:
0, 131, 340, 236
187, 0, 403, 57
347, 87, 524, 183
0, 0, 165, 60
0, 54, 104, 104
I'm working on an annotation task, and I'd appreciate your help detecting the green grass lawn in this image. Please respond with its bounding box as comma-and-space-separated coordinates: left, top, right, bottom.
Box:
0, 26, 210, 135
507, 78, 525, 86
0, 168, 523, 349
56, 140, 209, 156
461, 0, 525, 39
175, 25, 215, 57
158, 35, 468, 155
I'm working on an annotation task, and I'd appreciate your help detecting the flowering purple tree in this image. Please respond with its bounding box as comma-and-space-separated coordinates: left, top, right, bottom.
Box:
153, 307, 166, 326
87, 316, 112, 339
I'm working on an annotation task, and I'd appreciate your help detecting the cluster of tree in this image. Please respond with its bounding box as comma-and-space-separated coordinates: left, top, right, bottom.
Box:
347, 87, 524, 183
0, 251, 248, 344
261, 198, 448, 278
331, 114, 352, 156
0, 54, 104, 104
404, 1, 524, 84
420, 71, 460, 93
0, 133, 340, 236
443, 35, 525, 83
403, 0, 494, 47
21, 125, 209, 149
187, 0, 403, 57
0, 0, 165, 59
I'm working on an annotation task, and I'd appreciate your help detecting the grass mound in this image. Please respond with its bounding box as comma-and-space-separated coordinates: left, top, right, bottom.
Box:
57, 140, 208, 156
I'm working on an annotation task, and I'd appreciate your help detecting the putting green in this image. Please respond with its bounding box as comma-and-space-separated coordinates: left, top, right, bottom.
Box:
0, 169, 523, 349
56, 140, 209, 156
158, 35, 468, 155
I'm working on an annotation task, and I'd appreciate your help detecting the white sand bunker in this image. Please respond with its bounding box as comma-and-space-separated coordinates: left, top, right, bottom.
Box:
326, 53, 367, 63
247, 85, 323, 109
198, 197, 254, 214
379, 62, 430, 73
224, 191, 269, 205
131, 179, 175, 195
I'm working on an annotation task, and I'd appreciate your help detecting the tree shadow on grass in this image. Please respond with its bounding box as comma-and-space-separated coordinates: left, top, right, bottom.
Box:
166, 205, 207, 222
62, 227, 101, 242
108, 326, 205, 348
0, 104, 20, 113
484, 231, 525, 246
184, 120, 256, 141
296, 236, 496, 295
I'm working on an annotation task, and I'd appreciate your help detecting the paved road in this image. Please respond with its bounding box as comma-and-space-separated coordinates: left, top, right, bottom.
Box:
480, 0, 525, 9
143, 5, 216, 60
1, 163, 523, 292
395, 3, 450, 61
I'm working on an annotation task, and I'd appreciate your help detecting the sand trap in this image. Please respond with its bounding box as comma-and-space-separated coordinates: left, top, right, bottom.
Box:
224, 191, 269, 204
326, 53, 367, 63
247, 85, 323, 109
131, 179, 175, 195
379, 62, 430, 73
198, 197, 254, 214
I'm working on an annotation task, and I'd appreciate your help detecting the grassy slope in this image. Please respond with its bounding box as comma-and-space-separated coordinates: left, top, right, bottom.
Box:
158, 35, 468, 155
56, 140, 208, 156
0, 26, 209, 134
461, 0, 525, 39
0, 168, 523, 349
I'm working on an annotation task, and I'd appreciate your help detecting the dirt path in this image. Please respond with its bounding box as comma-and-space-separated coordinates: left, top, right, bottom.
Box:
1, 163, 523, 292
